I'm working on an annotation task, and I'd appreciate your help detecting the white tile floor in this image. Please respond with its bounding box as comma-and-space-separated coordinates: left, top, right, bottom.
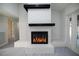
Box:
0, 43, 79, 56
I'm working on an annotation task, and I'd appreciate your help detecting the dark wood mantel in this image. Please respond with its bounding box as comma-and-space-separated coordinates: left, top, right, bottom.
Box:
29, 23, 55, 26
24, 4, 50, 12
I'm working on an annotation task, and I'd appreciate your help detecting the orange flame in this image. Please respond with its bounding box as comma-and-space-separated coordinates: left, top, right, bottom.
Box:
33, 37, 46, 43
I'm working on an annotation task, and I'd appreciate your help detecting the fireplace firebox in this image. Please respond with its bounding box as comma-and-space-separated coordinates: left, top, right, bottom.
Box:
31, 31, 48, 44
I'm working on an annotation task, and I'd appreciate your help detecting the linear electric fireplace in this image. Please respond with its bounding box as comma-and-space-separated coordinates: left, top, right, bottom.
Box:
31, 31, 48, 44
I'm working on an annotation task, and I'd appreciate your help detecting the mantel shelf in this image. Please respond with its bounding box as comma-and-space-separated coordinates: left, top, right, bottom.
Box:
24, 4, 50, 12
28, 23, 55, 26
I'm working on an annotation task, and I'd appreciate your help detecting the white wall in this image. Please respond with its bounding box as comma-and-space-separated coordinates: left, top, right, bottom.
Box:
0, 16, 7, 32
0, 15, 8, 47
0, 3, 18, 18
64, 4, 79, 54
51, 4, 79, 47
51, 9, 66, 47
64, 4, 79, 46
64, 4, 79, 16
28, 9, 51, 23
51, 10, 61, 41
19, 4, 29, 41
65, 11, 79, 53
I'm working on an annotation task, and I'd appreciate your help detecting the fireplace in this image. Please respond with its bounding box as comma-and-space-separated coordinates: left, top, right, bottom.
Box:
31, 31, 48, 44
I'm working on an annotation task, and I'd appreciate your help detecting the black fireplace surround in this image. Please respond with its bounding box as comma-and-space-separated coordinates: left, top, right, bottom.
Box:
31, 31, 48, 44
